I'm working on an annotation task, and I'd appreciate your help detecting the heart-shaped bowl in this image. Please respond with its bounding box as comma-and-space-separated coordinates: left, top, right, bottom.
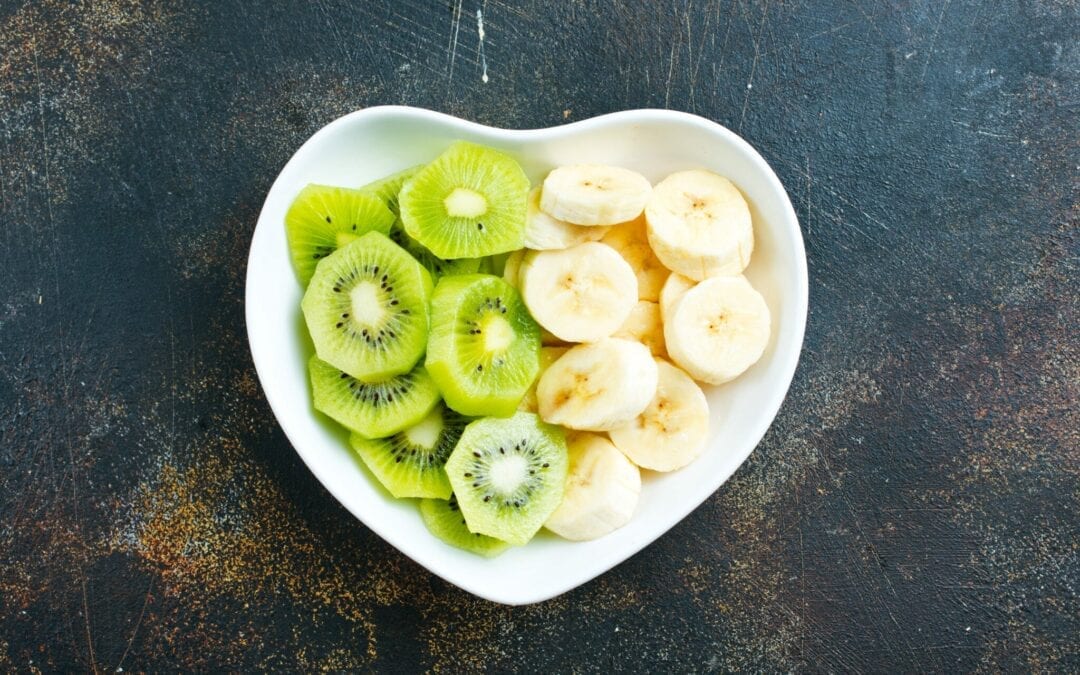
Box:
246, 106, 807, 605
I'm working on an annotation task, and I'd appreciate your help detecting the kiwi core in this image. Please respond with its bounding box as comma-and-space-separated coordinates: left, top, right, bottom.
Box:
489, 454, 529, 494
481, 314, 514, 353
405, 408, 444, 449
349, 282, 386, 327
444, 188, 488, 218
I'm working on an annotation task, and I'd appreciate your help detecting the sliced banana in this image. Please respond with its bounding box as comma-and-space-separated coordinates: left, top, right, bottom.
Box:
659, 272, 695, 323
519, 242, 638, 343
613, 300, 666, 358
537, 338, 658, 431
664, 275, 771, 384
519, 346, 571, 413
600, 217, 670, 301
541, 164, 652, 226
525, 187, 611, 250
609, 360, 710, 471
502, 249, 525, 288
645, 169, 754, 281
544, 433, 641, 541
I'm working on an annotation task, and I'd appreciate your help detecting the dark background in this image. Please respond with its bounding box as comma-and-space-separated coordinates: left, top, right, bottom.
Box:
1, 0, 1077, 671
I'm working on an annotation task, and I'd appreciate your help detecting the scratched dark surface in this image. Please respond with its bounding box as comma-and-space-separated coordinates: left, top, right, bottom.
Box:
1, 0, 1077, 671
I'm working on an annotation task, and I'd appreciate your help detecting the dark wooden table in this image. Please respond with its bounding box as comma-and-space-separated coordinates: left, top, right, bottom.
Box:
1, 1, 1077, 671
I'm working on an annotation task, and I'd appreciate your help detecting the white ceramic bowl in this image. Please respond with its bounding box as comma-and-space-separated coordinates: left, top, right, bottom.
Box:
246, 106, 807, 605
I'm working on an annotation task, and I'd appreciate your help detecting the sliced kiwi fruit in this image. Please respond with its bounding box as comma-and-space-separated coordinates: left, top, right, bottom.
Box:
444, 412, 568, 546
419, 494, 511, 557
309, 355, 440, 439
361, 166, 488, 278
425, 274, 541, 417
285, 184, 396, 286
349, 403, 470, 499
301, 231, 432, 381
359, 165, 423, 216
399, 141, 529, 259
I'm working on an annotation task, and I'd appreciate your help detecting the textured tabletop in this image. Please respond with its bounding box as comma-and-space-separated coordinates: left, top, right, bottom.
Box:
0, 0, 1077, 671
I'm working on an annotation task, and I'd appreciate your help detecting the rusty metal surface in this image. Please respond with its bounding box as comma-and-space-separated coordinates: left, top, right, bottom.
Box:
0, 0, 1077, 671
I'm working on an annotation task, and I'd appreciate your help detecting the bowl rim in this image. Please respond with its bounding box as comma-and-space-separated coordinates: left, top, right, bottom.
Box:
245, 105, 808, 604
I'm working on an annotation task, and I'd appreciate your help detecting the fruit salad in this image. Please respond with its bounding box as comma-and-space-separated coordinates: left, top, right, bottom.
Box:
284, 141, 772, 556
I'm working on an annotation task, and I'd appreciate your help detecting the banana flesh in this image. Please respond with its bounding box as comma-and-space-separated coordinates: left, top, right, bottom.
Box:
541, 164, 652, 226
519, 242, 638, 343
664, 275, 771, 384
609, 359, 709, 472
544, 433, 641, 541
645, 169, 753, 281
525, 187, 611, 250
536, 338, 658, 431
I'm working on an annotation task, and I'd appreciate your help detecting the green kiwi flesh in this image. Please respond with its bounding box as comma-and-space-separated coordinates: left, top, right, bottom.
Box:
444, 412, 568, 546
309, 355, 440, 439
425, 274, 541, 417
363, 166, 487, 278
359, 165, 423, 216
419, 494, 511, 557
350, 403, 469, 499
301, 231, 432, 381
399, 141, 529, 259
286, 184, 395, 286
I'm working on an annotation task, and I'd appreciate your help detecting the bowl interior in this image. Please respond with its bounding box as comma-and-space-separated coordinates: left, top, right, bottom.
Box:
246, 107, 807, 604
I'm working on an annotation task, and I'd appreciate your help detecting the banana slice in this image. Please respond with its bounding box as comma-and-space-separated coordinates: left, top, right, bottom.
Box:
541, 164, 652, 226
544, 433, 641, 541
659, 272, 695, 323
505, 251, 567, 350
502, 249, 525, 288
613, 301, 666, 358
645, 170, 754, 281
525, 187, 611, 250
505, 250, 569, 344
608, 360, 710, 471
600, 217, 670, 301
537, 338, 658, 430
664, 275, 771, 384
519, 242, 638, 343
518, 346, 571, 413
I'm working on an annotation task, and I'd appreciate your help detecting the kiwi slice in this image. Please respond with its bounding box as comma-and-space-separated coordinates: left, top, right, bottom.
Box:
349, 403, 470, 499
419, 494, 511, 557
425, 274, 541, 417
444, 412, 568, 546
399, 141, 529, 259
301, 231, 433, 381
286, 184, 396, 286
359, 165, 423, 216
309, 355, 440, 439
361, 166, 487, 278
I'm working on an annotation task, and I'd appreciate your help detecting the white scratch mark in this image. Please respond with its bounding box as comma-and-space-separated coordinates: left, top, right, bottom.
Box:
664, 42, 676, 108
951, 119, 1016, 140
738, 0, 771, 132
476, 8, 489, 83
447, 0, 463, 83
921, 0, 952, 84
